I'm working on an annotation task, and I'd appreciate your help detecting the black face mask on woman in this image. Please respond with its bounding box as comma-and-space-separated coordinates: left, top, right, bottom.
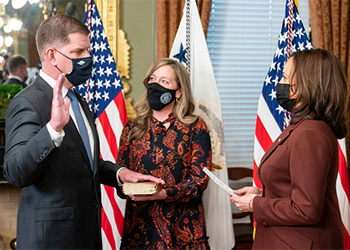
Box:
276, 83, 296, 112
147, 82, 178, 111
55, 50, 93, 86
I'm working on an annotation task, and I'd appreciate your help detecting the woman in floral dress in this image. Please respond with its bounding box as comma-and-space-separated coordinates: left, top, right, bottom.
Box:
118, 58, 211, 249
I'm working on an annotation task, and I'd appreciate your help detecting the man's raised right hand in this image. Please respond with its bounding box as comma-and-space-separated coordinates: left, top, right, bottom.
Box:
49, 73, 70, 132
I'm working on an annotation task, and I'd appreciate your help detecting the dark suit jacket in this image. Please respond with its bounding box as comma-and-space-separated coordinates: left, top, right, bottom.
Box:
4, 75, 121, 249
4, 77, 27, 89
253, 119, 343, 249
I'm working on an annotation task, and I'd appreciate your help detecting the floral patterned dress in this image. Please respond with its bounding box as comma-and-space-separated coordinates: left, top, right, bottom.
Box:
118, 114, 211, 250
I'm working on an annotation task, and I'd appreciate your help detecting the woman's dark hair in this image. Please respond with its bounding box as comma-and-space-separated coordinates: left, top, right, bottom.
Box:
289, 49, 347, 139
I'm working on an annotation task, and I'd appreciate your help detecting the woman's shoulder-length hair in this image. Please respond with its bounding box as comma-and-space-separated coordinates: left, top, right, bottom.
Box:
129, 58, 197, 141
290, 49, 347, 139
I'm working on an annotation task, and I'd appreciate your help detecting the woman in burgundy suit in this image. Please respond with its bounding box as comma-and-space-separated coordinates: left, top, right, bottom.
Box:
231, 49, 346, 249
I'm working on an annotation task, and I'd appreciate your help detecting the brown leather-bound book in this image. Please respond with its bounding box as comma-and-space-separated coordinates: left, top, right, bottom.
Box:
122, 182, 164, 195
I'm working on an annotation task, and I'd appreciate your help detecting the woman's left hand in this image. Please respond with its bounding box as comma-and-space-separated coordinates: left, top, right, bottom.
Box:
230, 193, 256, 212
130, 189, 167, 201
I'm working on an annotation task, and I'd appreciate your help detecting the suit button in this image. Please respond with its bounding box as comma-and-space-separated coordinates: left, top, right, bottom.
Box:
94, 202, 99, 208
262, 222, 268, 227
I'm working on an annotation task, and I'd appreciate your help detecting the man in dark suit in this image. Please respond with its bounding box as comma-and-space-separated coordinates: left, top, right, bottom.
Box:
3, 54, 28, 88
3, 15, 164, 249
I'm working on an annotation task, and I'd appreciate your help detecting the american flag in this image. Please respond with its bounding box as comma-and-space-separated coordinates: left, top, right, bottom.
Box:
76, 0, 127, 249
253, 0, 350, 248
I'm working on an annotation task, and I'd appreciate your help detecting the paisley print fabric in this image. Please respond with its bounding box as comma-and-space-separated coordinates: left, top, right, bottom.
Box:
118, 114, 211, 249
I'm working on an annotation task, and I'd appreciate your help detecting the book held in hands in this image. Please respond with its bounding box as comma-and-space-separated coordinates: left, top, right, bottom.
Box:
122, 182, 164, 195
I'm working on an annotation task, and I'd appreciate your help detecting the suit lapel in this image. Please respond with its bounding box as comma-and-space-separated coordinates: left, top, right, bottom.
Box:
65, 119, 93, 171
33, 76, 54, 123
75, 90, 99, 174
63, 90, 95, 173
259, 120, 308, 175
259, 127, 291, 167
259, 121, 302, 168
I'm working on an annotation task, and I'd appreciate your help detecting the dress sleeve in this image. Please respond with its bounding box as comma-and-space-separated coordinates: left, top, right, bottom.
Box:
165, 119, 211, 203
116, 121, 132, 169
253, 128, 333, 226
115, 121, 133, 198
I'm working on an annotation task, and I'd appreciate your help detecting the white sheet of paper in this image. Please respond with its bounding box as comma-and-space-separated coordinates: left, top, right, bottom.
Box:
203, 168, 237, 197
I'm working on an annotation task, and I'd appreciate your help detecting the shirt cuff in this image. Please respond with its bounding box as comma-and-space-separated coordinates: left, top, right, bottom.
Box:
116, 167, 126, 187
46, 123, 65, 148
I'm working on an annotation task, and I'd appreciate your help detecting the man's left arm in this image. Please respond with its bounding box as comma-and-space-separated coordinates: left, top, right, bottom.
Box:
98, 160, 121, 188
98, 160, 165, 188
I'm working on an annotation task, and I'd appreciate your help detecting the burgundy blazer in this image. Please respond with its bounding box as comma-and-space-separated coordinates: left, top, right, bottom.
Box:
253, 119, 343, 249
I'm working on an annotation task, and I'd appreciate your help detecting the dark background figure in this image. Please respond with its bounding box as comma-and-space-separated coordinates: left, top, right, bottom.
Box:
0, 54, 9, 84
1, 65, 9, 84
3, 54, 28, 89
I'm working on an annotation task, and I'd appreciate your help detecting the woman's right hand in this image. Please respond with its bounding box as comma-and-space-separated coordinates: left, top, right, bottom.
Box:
130, 189, 167, 201
233, 186, 262, 197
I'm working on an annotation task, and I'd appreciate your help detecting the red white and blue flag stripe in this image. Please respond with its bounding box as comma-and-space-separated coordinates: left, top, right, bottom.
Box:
76, 0, 127, 249
253, 0, 350, 248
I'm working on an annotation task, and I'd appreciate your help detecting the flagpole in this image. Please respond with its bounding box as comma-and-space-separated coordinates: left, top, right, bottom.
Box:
87, 0, 92, 32
286, 0, 294, 58
84, 0, 92, 105
283, 0, 294, 129
185, 0, 191, 74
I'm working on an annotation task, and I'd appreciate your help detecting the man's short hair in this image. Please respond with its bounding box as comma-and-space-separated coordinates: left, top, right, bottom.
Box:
7, 54, 27, 74
35, 15, 89, 61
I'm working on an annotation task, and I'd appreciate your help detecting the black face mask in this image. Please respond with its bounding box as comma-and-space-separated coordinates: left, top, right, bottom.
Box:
55, 50, 93, 86
147, 82, 178, 111
276, 83, 296, 112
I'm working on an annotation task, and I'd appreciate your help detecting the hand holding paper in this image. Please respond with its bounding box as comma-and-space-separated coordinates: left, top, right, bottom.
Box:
203, 168, 237, 197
